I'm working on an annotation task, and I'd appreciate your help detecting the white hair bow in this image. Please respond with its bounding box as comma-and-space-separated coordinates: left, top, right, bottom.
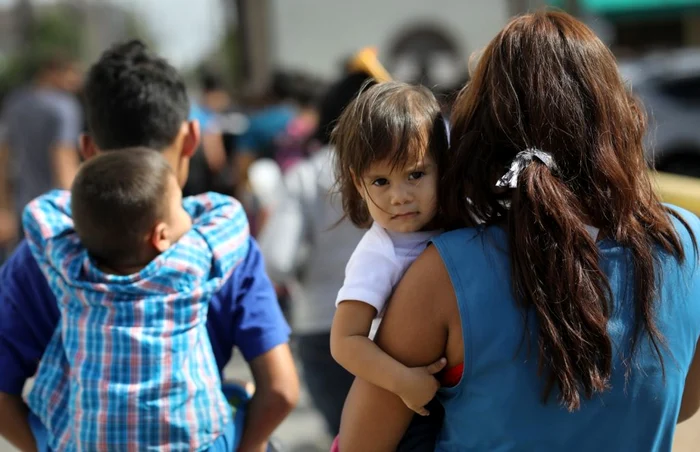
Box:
495, 148, 558, 188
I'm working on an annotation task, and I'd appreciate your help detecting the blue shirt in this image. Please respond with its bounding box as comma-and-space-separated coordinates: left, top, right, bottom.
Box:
0, 227, 290, 398
190, 103, 219, 134
23, 191, 247, 451
431, 206, 700, 451
237, 106, 296, 157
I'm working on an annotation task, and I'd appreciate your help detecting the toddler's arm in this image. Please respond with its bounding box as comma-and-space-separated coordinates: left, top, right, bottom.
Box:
330, 300, 446, 415
331, 238, 445, 415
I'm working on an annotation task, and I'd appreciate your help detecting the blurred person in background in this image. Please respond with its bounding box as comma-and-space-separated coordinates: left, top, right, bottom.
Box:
185, 68, 232, 197
271, 72, 325, 173
234, 72, 299, 198
258, 70, 375, 439
0, 40, 298, 452
249, 72, 324, 237
0, 53, 83, 259
239, 71, 323, 235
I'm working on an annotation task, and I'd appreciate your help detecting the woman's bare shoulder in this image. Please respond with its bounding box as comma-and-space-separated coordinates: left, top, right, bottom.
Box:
375, 244, 462, 368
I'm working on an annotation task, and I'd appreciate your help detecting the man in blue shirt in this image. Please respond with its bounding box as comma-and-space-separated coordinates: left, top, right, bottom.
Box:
0, 40, 299, 452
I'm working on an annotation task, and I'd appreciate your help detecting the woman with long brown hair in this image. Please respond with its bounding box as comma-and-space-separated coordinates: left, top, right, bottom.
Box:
337, 10, 700, 451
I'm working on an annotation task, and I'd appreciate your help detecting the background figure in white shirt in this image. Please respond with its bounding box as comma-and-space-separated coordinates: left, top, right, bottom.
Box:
329, 81, 450, 450
258, 71, 375, 438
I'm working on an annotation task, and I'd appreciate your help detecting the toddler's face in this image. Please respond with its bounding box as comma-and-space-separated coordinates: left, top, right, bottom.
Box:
355, 150, 438, 233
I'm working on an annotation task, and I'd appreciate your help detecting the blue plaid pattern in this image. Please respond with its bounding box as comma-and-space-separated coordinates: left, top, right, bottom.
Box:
23, 190, 250, 452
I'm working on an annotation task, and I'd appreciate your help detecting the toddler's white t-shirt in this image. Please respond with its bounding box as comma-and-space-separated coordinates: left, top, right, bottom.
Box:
335, 222, 441, 313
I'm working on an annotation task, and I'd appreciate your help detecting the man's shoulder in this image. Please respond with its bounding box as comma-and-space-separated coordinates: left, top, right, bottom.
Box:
0, 240, 49, 301
3, 240, 41, 270
210, 234, 259, 296
0, 240, 59, 395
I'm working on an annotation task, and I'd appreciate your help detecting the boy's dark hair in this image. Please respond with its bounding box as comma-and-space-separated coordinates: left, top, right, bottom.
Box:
71, 148, 173, 267
331, 81, 448, 227
83, 40, 190, 151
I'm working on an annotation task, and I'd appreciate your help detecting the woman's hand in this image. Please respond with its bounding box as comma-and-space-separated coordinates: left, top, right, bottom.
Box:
397, 358, 447, 416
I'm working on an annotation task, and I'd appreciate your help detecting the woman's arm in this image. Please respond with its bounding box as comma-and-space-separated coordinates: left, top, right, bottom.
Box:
679, 337, 700, 423
338, 245, 463, 452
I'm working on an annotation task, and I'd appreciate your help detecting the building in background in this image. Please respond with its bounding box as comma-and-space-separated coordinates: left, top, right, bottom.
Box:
236, 0, 511, 97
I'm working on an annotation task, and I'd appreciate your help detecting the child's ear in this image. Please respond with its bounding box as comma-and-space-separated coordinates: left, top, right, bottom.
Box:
351, 170, 365, 201
150, 222, 172, 253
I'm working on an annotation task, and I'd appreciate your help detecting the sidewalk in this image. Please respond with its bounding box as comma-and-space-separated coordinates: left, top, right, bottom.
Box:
1, 352, 697, 452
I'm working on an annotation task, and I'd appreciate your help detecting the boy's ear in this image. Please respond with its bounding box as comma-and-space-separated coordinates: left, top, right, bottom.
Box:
150, 222, 172, 253
79, 134, 98, 160
181, 120, 200, 158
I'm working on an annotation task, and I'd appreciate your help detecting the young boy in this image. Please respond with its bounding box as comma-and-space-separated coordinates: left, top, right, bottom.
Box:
23, 148, 249, 451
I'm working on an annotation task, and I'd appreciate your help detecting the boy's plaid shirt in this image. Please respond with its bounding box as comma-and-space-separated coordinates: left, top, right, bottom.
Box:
23, 190, 250, 452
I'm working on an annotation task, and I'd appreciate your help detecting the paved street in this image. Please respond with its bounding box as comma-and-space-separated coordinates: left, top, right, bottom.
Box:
1, 351, 698, 451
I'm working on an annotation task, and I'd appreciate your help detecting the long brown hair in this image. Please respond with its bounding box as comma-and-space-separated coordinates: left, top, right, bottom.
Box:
445, 11, 696, 411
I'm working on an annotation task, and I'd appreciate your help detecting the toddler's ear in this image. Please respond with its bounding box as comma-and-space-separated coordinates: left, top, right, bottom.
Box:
150, 222, 172, 253
351, 170, 365, 200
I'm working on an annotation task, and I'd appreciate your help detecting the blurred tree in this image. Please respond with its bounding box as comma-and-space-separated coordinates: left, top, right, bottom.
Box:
220, 25, 242, 91
0, 4, 82, 102
221, 0, 241, 89
15, 0, 34, 51
192, 0, 241, 95
31, 5, 83, 59
0, 1, 157, 102
124, 14, 156, 49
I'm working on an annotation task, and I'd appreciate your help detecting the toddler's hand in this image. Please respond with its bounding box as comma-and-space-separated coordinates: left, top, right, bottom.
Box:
398, 358, 447, 416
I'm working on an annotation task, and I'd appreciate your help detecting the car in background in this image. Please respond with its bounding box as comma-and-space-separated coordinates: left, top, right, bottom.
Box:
619, 49, 700, 178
